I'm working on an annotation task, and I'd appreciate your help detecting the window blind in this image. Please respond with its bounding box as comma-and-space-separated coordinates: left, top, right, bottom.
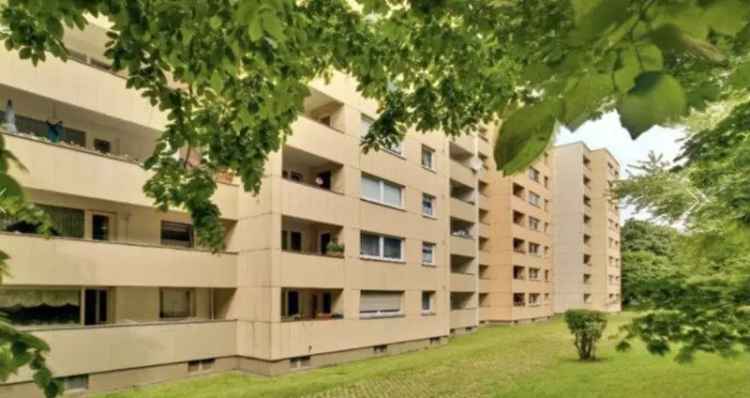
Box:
360, 291, 402, 314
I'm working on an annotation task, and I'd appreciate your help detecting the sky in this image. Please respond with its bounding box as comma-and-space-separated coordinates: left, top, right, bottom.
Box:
555, 111, 686, 220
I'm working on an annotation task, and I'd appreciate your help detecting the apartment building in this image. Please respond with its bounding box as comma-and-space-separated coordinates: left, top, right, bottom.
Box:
0, 18, 498, 396
552, 143, 622, 313
478, 147, 555, 324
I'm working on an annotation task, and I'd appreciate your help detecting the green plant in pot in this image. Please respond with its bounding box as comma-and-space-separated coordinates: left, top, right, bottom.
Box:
326, 241, 345, 257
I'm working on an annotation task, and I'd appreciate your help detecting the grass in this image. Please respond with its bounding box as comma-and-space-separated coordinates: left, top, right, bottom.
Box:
100, 313, 750, 398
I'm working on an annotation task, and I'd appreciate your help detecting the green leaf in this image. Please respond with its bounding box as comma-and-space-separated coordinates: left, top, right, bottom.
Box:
561, 73, 614, 130
649, 24, 726, 65
613, 45, 664, 94
210, 70, 224, 93
495, 99, 561, 174
0, 174, 24, 199
568, 0, 630, 45
704, 0, 750, 36
617, 72, 687, 138
261, 13, 286, 42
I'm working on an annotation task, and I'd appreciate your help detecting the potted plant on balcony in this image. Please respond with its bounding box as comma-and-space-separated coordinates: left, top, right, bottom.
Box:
326, 241, 345, 258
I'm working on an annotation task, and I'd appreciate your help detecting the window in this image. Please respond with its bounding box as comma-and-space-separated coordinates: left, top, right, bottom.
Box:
282, 169, 304, 182
94, 138, 111, 154
529, 243, 541, 256
361, 174, 403, 208
62, 375, 89, 392
360, 232, 404, 261
584, 293, 592, 304
38, 205, 85, 238
281, 230, 303, 252
92, 214, 111, 241
513, 266, 525, 280
360, 115, 373, 139
0, 288, 80, 326
422, 291, 435, 314
284, 290, 300, 317
188, 359, 215, 373
544, 270, 550, 281
529, 293, 540, 305
528, 167, 540, 182
528, 268, 540, 280
360, 290, 403, 318
161, 221, 193, 248
422, 193, 435, 217
528, 217, 540, 231
528, 191, 541, 207
584, 274, 592, 284
361, 115, 401, 155
421, 146, 435, 170
159, 288, 195, 319
84, 288, 108, 326
544, 176, 549, 188
422, 242, 436, 265
513, 293, 525, 307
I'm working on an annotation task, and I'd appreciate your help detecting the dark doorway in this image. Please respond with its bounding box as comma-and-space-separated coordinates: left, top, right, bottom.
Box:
317, 171, 332, 190
320, 233, 332, 255
84, 289, 108, 325
92, 214, 110, 241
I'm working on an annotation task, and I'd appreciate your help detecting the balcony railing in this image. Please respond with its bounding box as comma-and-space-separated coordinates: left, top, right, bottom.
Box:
1, 232, 238, 288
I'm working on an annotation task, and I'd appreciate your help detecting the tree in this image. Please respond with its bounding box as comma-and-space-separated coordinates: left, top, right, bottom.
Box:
615, 111, 750, 361
564, 309, 608, 361
620, 219, 682, 306
2, 0, 750, 251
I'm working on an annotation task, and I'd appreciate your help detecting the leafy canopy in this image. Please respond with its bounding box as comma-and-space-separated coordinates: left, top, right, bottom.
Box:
3, 0, 750, 250
615, 102, 750, 361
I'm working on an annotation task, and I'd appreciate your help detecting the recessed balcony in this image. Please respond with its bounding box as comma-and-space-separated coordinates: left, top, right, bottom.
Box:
0, 232, 238, 288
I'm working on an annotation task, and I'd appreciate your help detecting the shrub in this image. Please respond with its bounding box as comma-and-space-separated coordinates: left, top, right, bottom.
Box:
564, 309, 608, 361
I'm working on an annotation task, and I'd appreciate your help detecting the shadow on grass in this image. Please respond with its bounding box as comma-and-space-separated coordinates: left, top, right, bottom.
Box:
559, 357, 613, 365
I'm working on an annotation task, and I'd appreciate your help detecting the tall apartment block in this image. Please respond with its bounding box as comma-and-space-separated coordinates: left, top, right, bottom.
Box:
478, 147, 555, 324
0, 19, 494, 396
552, 143, 622, 313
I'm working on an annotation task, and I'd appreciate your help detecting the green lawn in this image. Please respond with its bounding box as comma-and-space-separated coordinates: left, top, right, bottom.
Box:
101, 313, 750, 398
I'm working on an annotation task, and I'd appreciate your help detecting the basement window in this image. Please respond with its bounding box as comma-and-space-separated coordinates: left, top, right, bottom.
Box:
62, 374, 89, 393
373, 345, 388, 354
290, 356, 311, 369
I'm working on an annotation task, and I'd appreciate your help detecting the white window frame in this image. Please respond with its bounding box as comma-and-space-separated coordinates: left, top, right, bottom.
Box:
528, 216, 540, 231
528, 191, 541, 207
421, 291, 435, 314
360, 232, 405, 262
529, 242, 541, 256
422, 193, 436, 217
361, 174, 404, 209
422, 242, 436, 266
361, 114, 403, 156
528, 167, 540, 183
421, 145, 435, 171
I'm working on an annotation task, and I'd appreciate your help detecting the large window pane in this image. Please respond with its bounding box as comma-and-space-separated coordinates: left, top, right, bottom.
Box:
160, 288, 193, 318
161, 221, 193, 248
37, 205, 85, 238
360, 233, 381, 257
383, 237, 403, 260
382, 182, 402, 207
0, 289, 81, 326
361, 175, 381, 202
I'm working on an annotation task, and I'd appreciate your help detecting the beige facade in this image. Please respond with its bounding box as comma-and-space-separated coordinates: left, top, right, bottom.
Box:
0, 21, 490, 395
479, 146, 555, 324
0, 20, 619, 397
552, 143, 622, 313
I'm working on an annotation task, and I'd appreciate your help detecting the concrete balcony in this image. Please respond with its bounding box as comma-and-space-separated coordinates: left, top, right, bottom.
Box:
450, 160, 476, 188
450, 235, 476, 258
8, 320, 237, 383
450, 197, 476, 223
278, 251, 346, 289
477, 136, 491, 157
1, 233, 238, 288
451, 134, 475, 154
450, 308, 477, 329
286, 115, 358, 167
280, 179, 353, 226
0, 47, 166, 131
450, 273, 476, 293
5, 133, 239, 219
479, 279, 491, 294
271, 315, 444, 360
